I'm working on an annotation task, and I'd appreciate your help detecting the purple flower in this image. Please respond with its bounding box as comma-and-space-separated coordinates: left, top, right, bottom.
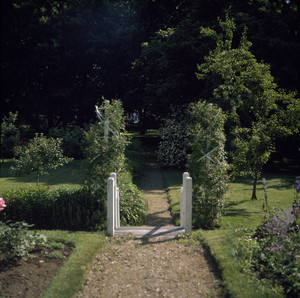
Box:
261, 253, 265, 260
262, 178, 267, 186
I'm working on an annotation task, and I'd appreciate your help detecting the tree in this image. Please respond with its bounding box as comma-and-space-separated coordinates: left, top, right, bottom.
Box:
10, 134, 71, 185
197, 17, 300, 199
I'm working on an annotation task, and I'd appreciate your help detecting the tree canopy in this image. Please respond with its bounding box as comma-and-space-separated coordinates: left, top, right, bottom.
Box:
1, 0, 299, 133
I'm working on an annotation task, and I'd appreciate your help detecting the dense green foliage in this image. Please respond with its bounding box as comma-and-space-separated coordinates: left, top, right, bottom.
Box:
1, 112, 20, 159
49, 126, 87, 159
0, 221, 47, 261
238, 201, 300, 296
10, 134, 71, 185
197, 18, 300, 199
188, 101, 228, 229
1, 186, 105, 230
157, 107, 189, 169
84, 99, 127, 194
1, 1, 299, 132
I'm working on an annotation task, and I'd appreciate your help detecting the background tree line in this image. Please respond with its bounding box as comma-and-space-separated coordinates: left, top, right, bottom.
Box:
1, 0, 299, 158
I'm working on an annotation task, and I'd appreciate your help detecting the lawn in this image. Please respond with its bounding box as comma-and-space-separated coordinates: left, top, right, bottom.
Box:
0, 159, 84, 195
162, 167, 298, 297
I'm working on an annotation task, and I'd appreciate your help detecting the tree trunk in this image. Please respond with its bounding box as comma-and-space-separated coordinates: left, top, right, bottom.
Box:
37, 174, 40, 186
251, 171, 258, 200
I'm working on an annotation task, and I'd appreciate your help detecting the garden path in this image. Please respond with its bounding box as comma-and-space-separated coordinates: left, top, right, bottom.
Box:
141, 159, 174, 226
77, 159, 223, 297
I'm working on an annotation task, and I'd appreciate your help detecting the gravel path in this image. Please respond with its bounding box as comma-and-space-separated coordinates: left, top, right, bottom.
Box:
77, 159, 223, 297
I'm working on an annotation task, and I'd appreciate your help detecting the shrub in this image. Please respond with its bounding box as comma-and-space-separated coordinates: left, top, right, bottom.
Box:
119, 173, 146, 226
0, 221, 47, 261
187, 101, 228, 229
1, 111, 20, 160
1, 186, 105, 230
239, 201, 300, 296
49, 126, 86, 159
1, 186, 52, 228
84, 99, 127, 195
157, 107, 189, 169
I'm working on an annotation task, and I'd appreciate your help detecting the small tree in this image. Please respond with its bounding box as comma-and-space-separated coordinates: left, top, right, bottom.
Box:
187, 101, 228, 229
197, 17, 300, 199
1, 112, 20, 161
10, 134, 71, 185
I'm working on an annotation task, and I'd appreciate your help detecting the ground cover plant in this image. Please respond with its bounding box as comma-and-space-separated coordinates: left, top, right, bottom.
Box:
163, 167, 299, 297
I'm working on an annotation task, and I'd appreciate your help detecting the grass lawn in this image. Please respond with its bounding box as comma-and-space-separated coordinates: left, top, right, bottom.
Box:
162, 167, 298, 297
0, 159, 84, 195
41, 230, 106, 298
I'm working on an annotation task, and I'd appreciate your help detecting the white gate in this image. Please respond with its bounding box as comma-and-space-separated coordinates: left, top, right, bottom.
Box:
107, 172, 192, 236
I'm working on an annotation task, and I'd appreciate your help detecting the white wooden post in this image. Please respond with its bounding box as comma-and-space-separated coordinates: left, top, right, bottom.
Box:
110, 172, 120, 229
116, 186, 120, 228
180, 172, 190, 227
184, 176, 193, 233
107, 177, 115, 236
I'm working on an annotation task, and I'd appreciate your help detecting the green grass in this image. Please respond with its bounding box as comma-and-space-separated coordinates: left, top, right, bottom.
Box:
162, 168, 297, 297
0, 159, 84, 195
41, 230, 106, 298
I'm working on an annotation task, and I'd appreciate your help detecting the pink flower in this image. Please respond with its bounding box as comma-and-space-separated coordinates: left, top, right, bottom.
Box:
0, 198, 6, 211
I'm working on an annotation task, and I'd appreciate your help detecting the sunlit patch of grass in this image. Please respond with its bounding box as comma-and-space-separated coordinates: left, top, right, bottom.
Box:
41, 230, 106, 298
0, 160, 84, 195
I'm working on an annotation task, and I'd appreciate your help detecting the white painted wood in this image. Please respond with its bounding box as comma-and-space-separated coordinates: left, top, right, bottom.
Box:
180, 187, 184, 227
184, 177, 192, 233
110, 172, 119, 229
107, 177, 115, 236
116, 187, 120, 228
181, 172, 190, 227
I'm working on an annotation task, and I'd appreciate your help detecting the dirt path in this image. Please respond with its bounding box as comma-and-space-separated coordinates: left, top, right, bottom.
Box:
77, 159, 223, 297
141, 160, 174, 226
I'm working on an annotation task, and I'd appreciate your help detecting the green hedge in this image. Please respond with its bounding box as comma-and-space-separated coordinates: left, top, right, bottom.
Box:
1, 186, 105, 230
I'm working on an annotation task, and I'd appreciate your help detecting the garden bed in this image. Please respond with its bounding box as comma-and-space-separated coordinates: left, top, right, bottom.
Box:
0, 245, 73, 298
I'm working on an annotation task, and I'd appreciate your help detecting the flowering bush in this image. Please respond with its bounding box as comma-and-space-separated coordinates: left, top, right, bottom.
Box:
239, 200, 300, 296
0, 198, 6, 211
157, 107, 189, 169
187, 101, 229, 229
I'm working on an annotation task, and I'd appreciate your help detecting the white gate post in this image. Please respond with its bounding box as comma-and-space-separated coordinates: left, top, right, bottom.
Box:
180, 172, 190, 227
184, 176, 193, 233
110, 172, 120, 229
107, 176, 115, 236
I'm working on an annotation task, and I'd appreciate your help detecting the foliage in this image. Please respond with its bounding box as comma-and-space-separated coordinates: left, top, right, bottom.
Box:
157, 106, 189, 169
84, 99, 127, 195
1, 111, 20, 159
10, 134, 71, 185
49, 126, 86, 159
197, 17, 300, 199
1, 186, 105, 230
187, 101, 228, 229
0, 221, 47, 262
239, 202, 300, 296
118, 173, 146, 226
